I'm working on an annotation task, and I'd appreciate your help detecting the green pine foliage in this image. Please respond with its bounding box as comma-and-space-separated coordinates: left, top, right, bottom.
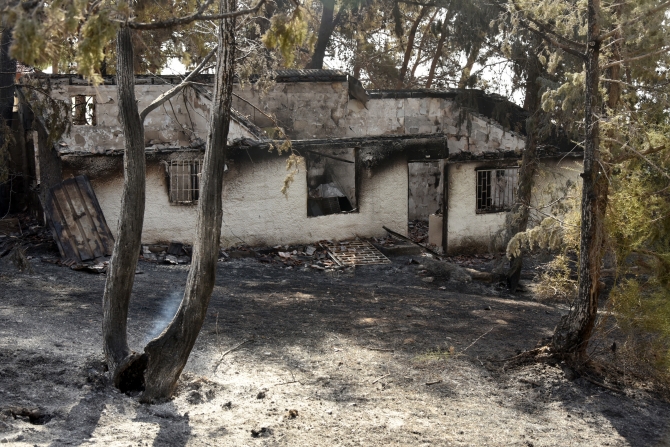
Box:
262, 8, 312, 67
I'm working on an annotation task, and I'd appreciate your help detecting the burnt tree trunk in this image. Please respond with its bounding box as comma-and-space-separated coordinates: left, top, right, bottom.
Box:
552, 0, 606, 358
305, 0, 336, 69
0, 26, 15, 120
506, 51, 542, 292
102, 26, 147, 386
0, 25, 16, 155
141, 0, 236, 402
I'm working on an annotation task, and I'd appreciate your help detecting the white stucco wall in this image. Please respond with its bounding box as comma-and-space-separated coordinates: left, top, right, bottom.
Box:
446, 158, 582, 254
90, 156, 408, 247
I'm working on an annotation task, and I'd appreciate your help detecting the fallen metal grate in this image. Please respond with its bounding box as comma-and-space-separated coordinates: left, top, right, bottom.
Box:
322, 240, 391, 266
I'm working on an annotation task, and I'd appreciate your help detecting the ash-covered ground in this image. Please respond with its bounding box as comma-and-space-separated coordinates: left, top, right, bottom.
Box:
1, 242, 669, 446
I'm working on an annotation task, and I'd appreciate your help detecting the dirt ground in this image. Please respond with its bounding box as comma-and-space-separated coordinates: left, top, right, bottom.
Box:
1, 244, 670, 446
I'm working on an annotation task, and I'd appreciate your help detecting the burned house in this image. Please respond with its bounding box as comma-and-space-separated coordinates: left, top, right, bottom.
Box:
20, 69, 582, 255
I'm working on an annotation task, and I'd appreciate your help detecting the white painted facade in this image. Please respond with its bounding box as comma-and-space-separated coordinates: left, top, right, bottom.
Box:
88, 156, 407, 247
39, 72, 581, 251
447, 159, 582, 253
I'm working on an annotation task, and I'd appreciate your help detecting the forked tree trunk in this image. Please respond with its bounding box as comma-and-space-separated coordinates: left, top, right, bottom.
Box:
141, 0, 236, 402
506, 52, 542, 292
552, 0, 606, 358
102, 26, 147, 386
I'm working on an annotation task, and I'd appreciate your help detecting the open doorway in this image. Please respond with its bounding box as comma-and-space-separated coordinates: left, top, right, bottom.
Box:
408, 161, 444, 246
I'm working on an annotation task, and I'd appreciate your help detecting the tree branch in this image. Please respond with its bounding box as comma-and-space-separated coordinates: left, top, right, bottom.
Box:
597, 0, 670, 42
121, 0, 266, 30
600, 46, 670, 70
525, 25, 586, 59
609, 140, 668, 165
510, 0, 586, 53
500, 0, 586, 59
140, 45, 218, 123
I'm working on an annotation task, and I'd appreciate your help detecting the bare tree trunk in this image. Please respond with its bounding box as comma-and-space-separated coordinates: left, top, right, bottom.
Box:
409, 9, 439, 83
305, 0, 336, 69
102, 26, 147, 387
141, 0, 236, 402
397, 6, 428, 88
506, 51, 542, 292
425, 2, 454, 89
552, 0, 605, 358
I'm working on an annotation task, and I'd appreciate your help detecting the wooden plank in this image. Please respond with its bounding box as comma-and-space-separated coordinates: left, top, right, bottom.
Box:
73, 175, 114, 255
43, 176, 115, 262
64, 179, 105, 258
43, 186, 79, 261
51, 183, 94, 261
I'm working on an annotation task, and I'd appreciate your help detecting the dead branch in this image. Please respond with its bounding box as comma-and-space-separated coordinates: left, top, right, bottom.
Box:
212, 338, 254, 372
371, 373, 390, 384
121, 0, 267, 30
581, 374, 624, 393
460, 327, 495, 354
425, 379, 442, 386
365, 346, 395, 352
139, 45, 218, 123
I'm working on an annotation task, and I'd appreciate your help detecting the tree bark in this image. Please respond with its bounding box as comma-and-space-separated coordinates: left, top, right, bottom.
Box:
425, 2, 454, 89
141, 0, 236, 402
0, 25, 17, 145
0, 27, 15, 117
552, 0, 605, 358
305, 0, 336, 69
506, 51, 542, 292
397, 6, 429, 88
102, 26, 147, 388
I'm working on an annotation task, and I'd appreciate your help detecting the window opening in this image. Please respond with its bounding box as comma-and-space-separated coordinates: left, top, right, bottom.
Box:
71, 95, 96, 125
168, 159, 202, 204
476, 167, 519, 213
306, 148, 356, 217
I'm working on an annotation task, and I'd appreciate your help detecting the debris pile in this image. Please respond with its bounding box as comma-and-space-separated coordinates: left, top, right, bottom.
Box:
220, 242, 358, 272
444, 254, 495, 269
0, 215, 55, 259
0, 214, 58, 273
141, 242, 191, 265
408, 219, 429, 243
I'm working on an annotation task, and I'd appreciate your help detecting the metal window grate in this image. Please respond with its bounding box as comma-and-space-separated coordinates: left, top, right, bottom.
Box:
169, 159, 202, 204
476, 167, 519, 213
71, 95, 96, 126
323, 240, 391, 266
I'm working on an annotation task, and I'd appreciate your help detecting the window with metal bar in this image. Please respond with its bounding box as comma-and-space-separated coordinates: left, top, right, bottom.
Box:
71, 95, 96, 125
476, 167, 519, 213
168, 159, 202, 204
